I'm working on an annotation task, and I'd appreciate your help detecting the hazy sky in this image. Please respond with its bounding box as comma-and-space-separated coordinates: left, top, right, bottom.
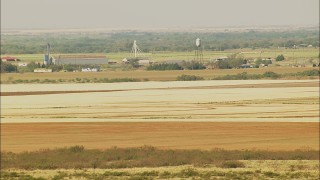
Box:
1, 0, 319, 29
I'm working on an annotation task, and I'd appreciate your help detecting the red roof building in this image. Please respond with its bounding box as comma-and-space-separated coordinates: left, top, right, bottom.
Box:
1, 56, 20, 62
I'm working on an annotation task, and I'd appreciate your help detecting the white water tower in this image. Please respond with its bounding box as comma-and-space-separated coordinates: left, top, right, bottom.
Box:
194, 38, 203, 63
196, 38, 201, 47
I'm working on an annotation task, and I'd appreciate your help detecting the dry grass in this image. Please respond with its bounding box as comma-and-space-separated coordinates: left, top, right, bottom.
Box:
1, 67, 318, 82
1, 146, 319, 169
1, 160, 319, 179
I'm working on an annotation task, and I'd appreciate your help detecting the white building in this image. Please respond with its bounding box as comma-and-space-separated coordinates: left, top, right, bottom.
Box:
34, 68, 52, 73
138, 60, 150, 65
81, 68, 99, 72
215, 56, 228, 62
18, 63, 28, 67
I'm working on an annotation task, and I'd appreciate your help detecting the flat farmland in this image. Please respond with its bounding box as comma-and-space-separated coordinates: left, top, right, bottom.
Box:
1, 80, 319, 153
5, 48, 319, 62
1, 122, 319, 152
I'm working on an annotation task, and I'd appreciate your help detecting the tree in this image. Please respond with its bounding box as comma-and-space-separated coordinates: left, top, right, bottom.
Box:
182, 61, 206, 70
276, 54, 285, 61
255, 58, 272, 67
146, 63, 183, 71
0, 61, 17, 73
26, 62, 38, 71
64, 64, 76, 72
216, 60, 231, 69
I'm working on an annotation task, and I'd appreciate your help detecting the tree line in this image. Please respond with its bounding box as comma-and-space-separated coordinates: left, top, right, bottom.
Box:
1, 30, 318, 54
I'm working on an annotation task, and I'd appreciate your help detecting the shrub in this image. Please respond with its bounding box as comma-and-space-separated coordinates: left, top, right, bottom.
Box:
182, 61, 206, 70
179, 168, 199, 177
103, 171, 130, 177
213, 72, 262, 80
1, 62, 17, 73
159, 171, 171, 178
215, 55, 247, 69
295, 70, 319, 76
263, 71, 280, 79
276, 54, 285, 61
219, 160, 245, 168
68, 145, 85, 153
177, 74, 204, 81
52, 172, 69, 180
138, 170, 159, 177
146, 63, 183, 71
263, 171, 280, 178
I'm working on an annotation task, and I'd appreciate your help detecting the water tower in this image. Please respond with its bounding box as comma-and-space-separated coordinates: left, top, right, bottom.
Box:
194, 38, 203, 63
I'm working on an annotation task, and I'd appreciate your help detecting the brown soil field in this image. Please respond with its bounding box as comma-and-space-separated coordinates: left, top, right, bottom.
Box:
1, 80, 319, 153
1, 122, 319, 153
1, 67, 318, 82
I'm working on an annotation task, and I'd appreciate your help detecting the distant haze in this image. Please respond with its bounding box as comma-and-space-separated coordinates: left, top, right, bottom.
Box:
1, 0, 319, 29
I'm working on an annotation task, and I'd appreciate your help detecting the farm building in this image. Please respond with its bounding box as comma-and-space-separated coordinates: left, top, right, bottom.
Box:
239, 64, 253, 68
122, 58, 150, 66
34, 68, 52, 73
53, 55, 108, 65
1, 56, 20, 62
138, 60, 150, 65
215, 56, 228, 62
18, 63, 28, 67
81, 68, 99, 72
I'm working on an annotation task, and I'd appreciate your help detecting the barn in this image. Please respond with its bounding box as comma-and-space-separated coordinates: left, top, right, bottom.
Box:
1, 56, 20, 62
53, 55, 108, 65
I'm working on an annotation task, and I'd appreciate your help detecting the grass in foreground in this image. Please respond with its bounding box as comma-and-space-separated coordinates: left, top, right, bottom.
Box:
1, 146, 319, 179
2, 162, 319, 180
1, 146, 318, 170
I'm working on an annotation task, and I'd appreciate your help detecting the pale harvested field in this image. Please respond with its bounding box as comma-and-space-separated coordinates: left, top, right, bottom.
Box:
1, 80, 319, 152
1, 80, 319, 121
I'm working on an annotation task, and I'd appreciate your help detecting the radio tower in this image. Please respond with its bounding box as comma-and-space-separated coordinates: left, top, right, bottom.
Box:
131, 40, 144, 58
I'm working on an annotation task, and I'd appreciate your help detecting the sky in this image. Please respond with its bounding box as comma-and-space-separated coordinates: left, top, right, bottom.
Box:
1, 0, 319, 29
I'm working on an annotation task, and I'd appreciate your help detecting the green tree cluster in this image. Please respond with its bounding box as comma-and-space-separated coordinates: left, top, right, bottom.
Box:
255, 58, 272, 67
1, 30, 318, 54
176, 74, 204, 81
182, 61, 206, 70
0, 61, 17, 73
146, 63, 183, 71
276, 54, 285, 61
215, 54, 247, 69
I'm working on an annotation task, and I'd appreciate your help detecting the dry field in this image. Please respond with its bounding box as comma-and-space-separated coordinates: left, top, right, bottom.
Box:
1, 67, 318, 82
1, 80, 319, 153
1, 122, 319, 153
